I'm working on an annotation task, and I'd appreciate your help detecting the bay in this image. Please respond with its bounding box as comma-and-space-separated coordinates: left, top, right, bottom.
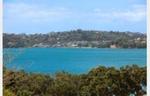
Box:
4, 48, 146, 74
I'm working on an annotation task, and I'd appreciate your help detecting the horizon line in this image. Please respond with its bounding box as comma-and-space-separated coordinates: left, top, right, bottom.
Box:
3, 29, 146, 35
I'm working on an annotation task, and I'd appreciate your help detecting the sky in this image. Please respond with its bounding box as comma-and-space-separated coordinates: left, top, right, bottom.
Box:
3, 0, 146, 33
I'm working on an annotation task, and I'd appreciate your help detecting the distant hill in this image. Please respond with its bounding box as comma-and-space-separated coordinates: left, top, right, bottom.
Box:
3, 29, 146, 48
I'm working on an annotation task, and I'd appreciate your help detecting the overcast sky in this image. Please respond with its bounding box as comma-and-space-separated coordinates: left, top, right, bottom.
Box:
3, 0, 146, 33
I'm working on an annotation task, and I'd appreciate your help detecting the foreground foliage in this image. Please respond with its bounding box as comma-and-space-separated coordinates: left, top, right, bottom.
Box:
3, 65, 146, 96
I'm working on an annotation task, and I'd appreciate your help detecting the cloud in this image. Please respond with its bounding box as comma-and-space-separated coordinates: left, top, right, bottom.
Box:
93, 4, 146, 22
4, 3, 71, 22
4, 2, 146, 24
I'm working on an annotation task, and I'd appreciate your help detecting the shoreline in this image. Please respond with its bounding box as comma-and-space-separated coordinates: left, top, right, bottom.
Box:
3, 47, 147, 49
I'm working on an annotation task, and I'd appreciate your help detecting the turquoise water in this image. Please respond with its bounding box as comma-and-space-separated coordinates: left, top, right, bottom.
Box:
4, 48, 146, 74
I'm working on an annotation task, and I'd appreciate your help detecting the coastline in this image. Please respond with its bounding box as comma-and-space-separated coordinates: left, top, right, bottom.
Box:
3, 47, 147, 49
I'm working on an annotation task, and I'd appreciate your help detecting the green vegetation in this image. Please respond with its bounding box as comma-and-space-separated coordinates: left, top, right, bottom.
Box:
4, 65, 146, 96
3, 29, 146, 48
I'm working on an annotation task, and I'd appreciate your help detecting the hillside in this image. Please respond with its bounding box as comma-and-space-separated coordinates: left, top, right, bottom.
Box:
3, 29, 146, 48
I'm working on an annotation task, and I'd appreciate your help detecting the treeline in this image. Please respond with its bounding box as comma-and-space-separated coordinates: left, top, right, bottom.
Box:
3, 29, 146, 48
4, 65, 146, 96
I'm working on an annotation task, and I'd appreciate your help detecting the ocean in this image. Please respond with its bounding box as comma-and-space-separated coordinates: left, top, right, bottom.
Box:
4, 48, 146, 74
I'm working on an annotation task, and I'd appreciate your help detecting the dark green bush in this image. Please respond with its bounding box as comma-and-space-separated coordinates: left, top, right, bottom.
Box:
3, 65, 146, 96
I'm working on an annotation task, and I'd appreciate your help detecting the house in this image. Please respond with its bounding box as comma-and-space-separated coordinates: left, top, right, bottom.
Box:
110, 44, 117, 48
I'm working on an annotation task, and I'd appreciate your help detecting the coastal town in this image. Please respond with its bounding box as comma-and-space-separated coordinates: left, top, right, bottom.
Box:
4, 30, 146, 48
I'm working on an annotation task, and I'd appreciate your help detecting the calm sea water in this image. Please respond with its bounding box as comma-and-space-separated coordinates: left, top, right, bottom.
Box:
4, 48, 146, 74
